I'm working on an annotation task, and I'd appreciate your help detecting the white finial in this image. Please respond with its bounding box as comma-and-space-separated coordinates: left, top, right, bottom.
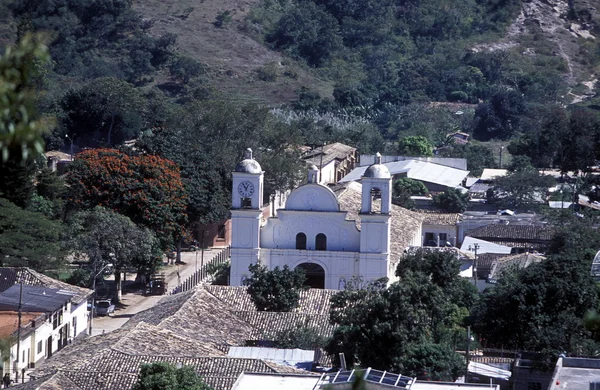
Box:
308, 165, 319, 183
244, 148, 253, 160
375, 152, 382, 164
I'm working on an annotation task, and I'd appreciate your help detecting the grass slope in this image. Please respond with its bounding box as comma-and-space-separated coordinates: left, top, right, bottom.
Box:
132, 0, 333, 106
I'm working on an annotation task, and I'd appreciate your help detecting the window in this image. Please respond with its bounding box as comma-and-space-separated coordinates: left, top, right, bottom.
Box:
242, 198, 252, 208
22, 350, 25, 362
217, 224, 226, 239
296, 233, 307, 250
316, 233, 327, 251
37, 341, 42, 354
424, 232, 435, 246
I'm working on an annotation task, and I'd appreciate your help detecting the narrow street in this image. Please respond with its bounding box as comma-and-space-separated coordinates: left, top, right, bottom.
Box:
90, 249, 222, 336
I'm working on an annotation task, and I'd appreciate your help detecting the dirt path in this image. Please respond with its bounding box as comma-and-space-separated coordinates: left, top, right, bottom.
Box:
90, 249, 223, 336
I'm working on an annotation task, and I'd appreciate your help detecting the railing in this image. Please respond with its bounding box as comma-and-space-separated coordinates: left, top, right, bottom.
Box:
170, 246, 230, 294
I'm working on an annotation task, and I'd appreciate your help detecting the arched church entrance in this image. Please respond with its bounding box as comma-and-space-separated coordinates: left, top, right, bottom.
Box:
296, 262, 325, 289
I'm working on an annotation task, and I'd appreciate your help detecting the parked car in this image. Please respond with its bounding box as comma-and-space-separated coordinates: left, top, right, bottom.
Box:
95, 300, 115, 316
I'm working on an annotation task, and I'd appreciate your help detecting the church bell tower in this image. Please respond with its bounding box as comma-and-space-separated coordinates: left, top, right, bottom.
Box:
230, 148, 264, 286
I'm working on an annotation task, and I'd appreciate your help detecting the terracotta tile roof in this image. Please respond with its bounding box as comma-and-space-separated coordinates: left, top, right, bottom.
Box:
333, 182, 424, 269
303, 142, 356, 167
476, 253, 511, 278
205, 285, 335, 316
111, 322, 223, 357
0, 268, 92, 305
0, 311, 44, 338
234, 311, 334, 340
489, 253, 545, 279
30, 286, 329, 389
40, 351, 309, 390
419, 211, 462, 225
45, 151, 73, 161
467, 224, 554, 241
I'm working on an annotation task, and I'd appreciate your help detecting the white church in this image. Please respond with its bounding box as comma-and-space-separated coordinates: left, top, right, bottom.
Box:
230, 149, 424, 290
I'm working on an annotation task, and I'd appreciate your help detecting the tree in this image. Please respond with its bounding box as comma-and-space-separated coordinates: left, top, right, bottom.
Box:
473, 88, 526, 140
440, 143, 496, 177
66, 207, 162, 301
0, 198, 65, 273
392, 178, 428, 209
472, 253, 599, 355
243, 263, 307, 312
267, 1, 343, 67
274, 325, 327, 350
433, 188, 469, 213
133, 362, 212, 390
169, 55, 204, 84
65, 149, 188, 249
491, 157, 554, 209
326, 252, 474, 378
401, 342, 464, 381
137, 101, 304, 226
0, 33, 51, 162
61, 77, 146, 147
397, 136, 434, 157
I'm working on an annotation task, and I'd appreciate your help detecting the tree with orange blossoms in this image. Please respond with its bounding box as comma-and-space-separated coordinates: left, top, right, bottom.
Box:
65, 149, 188, 248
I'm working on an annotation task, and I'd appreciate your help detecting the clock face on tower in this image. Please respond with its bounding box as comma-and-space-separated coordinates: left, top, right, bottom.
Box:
238, 181, 255, 197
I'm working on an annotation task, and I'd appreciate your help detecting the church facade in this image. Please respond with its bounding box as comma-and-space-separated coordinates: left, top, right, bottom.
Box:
230, 148, 415, 290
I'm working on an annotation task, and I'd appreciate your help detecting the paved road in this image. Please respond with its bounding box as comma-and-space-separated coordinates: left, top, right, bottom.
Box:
90, 249, 222, 336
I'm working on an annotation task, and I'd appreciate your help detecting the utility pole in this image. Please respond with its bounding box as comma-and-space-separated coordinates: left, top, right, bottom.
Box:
65, 134, 74, 160
14, 269, 23, 384
465, 326, 471, 383
200, 229, 205, 273
469, 244, 480, 287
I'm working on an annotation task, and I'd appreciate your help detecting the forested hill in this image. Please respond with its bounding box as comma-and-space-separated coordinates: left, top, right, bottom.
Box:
3, 0, 600, 171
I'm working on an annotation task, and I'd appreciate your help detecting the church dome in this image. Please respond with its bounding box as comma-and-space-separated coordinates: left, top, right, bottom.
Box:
235, 148, 262, 174
363, 152, 390, 179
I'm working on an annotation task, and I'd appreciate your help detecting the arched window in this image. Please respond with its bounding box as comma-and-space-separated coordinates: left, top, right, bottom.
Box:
315, 233, 327, 251
296, 233, 307, 250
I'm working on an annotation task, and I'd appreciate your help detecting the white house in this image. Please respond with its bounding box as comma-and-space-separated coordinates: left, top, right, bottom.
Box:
0, 268, 92, 381
230, 149, 423, 290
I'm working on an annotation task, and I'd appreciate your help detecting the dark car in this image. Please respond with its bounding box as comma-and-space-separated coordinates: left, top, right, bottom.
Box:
95, 300, 115, 316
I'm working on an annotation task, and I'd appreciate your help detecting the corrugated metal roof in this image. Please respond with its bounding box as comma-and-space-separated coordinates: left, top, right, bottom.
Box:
480, 169, 508, 181
228, 347, 315, 367
340, 160, 469, 187
460, 237, 512, 255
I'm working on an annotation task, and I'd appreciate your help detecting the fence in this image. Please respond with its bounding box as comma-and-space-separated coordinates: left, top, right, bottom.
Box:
170, 246, 230, 294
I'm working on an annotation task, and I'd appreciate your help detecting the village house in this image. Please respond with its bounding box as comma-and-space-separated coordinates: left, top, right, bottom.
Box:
302, 142, 358, 185
0, 268, 92, 382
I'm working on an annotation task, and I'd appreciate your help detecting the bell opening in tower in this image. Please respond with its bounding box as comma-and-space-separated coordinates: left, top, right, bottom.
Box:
241, 198, 252, 209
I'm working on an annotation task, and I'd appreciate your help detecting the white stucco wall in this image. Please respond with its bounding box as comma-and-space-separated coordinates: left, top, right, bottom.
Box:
261, 211, 360, 251
71, 301, 88, 338
422, 224, 458, 246
319, 160, 336, 184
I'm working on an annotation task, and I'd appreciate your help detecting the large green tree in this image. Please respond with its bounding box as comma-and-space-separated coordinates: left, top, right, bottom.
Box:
397, 136, 434, 157
0, 33, 51, 162
392, 178, 428, 209
490, 156, 554, 209
137, 101, 304, 225
327, 251, 474, 379
0, 198, 65, 273
472, 253, 599, 355
61, 77, 146, 147
433, 188, 469, 213
244, 263, 307, 312
66, 207, 161, 301
133, 362, 212, 390
65, 149, 188, 249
